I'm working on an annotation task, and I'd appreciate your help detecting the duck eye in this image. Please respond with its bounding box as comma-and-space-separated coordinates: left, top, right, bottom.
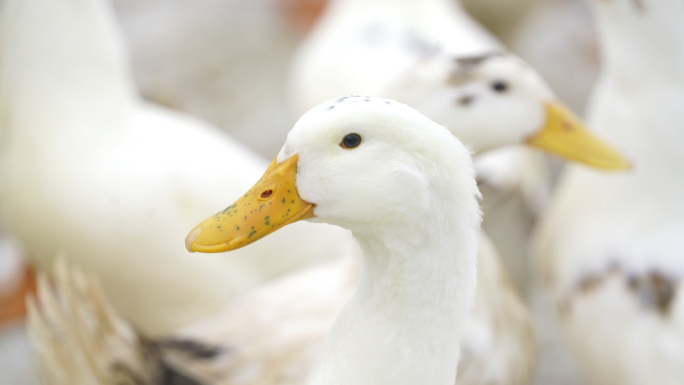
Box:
491, 80, 508, 93
340, 133, 362, 149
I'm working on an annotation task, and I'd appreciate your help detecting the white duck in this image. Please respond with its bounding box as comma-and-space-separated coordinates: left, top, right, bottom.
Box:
32, 96, 484, 385
288, 0, 561, 294
0, 0, 354, 336
533, 0, 684, 384
28, 60, 630, 384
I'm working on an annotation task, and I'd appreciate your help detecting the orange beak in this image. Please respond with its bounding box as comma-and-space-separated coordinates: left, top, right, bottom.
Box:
185, 154, 315, 253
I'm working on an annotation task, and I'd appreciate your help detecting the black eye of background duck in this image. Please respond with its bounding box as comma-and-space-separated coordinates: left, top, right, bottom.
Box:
340, 133, 362, 149
491, 80, 509, 93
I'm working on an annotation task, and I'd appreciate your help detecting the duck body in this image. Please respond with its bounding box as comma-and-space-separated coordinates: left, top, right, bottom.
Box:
457, 234, 536, 385
165, 232, 534, 385
30, 238, 532, 385
0, 0, 353, 335
534, 1, 684, 384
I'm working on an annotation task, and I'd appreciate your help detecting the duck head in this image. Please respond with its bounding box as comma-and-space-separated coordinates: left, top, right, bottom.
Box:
389, 52, 631, 170
186, 96, 479, 253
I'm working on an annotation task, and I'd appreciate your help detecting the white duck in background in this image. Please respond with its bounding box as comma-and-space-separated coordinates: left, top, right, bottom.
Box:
289, 0, 497, 116
386, 52, 629, 288
32, 97, 484, 385
385, 53, 596, 289
27, 59, 630, 383
289, 0, 558, 294
0, 0, 354, 336
460, 0, 542, 46
533, 0, 684, 384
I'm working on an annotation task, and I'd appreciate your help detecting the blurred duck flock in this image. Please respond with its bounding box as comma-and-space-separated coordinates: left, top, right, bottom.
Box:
0, 0, 681, 385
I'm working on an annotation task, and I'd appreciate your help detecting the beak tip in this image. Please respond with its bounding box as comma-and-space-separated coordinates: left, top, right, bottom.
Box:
185, 227, 203, 253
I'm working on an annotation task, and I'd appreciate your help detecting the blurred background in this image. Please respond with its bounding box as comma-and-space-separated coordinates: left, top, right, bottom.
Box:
1, 0, 602, 383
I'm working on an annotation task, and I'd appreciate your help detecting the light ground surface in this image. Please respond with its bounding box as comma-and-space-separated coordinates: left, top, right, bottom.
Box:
1, 0, 590, 384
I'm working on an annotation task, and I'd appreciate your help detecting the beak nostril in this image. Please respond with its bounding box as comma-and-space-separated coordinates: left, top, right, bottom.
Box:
261, 190, 273, 199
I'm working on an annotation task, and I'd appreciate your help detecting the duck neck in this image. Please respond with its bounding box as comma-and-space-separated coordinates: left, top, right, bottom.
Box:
588, 0, 684, 176
0, 0, 136, 149
592, 0, 684, 85
306, 204, 479, 385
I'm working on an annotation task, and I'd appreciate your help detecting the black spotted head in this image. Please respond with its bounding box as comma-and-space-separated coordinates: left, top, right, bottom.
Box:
386, 52, 558, 152
386, 53, 631, 169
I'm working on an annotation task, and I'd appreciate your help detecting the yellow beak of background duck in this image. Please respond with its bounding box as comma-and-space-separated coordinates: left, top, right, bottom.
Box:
526, 102, 632, 170
185, 154, 315, 253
